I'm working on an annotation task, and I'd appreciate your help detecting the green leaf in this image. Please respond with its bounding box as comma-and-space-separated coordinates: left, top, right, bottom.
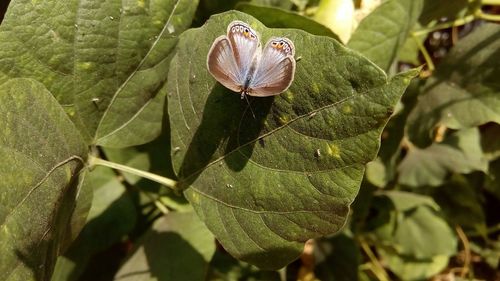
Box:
250, 0, 293, 10
383, 190, 439, 211
481, 123, 500, 161
0, 78, 87, 281
398, 32, 425, 65
406, 23, 500, 147
379, 249, 450, 281
114, 211, 215, 281
236, 3, 340, 39
374, 192, 457, 259
168, 11, 417, 268
470, 239, 500, 271
314, 234, 361, 281
51, 166, 136, 281
366, 79, 425, 187
398, 128, 488, 187
207, 252, 281, 281
347, 0, 424, 71
419, 0, 471, 25
485, 158, 500, 201
290, 0, 308, 11
0, 0, 198, 147
432, 174, 485, 230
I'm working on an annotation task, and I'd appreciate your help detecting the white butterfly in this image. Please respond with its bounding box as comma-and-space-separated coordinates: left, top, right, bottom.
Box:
207, 21, 296, 98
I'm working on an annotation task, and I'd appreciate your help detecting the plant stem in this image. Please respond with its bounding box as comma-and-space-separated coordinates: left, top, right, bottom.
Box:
481, 0, 500, 5
89, 155, 178, 190
476, 10, 500, 21
359, 238, 390, 281
146, 192, 170, 215
411, 33, 435, 72
412, 14, 476, 36
456, 226, 471, 278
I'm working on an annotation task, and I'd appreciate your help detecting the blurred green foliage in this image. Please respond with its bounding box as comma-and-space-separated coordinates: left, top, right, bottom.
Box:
0, 0, 499, 280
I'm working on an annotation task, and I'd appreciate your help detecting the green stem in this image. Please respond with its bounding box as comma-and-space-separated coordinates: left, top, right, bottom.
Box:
412, 14, 476, 36
143, 191, 170, 215
359, 238, 390, 281
476, 10, 500, 21
89, 155, 178, 190
412, 33, 435, 72
481, 0, 500, 5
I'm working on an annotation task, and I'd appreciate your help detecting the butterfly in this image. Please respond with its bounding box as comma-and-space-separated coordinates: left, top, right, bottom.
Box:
207, 21, 296, 98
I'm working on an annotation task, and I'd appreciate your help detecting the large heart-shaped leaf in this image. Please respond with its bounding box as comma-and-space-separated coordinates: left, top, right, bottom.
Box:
0, 0, 198, 147
167, 11, 417, 268
406, 23, 500, 147
0, 79, 87, 280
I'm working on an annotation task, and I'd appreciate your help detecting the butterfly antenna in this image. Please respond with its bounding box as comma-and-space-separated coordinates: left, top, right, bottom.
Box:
243, 93, 256, 119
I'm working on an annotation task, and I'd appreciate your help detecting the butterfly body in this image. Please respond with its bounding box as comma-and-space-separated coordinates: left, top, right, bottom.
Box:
207, 21, 296, 98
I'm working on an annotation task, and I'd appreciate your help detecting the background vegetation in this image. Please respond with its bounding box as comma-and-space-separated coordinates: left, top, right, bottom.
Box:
0, 0, 499, 280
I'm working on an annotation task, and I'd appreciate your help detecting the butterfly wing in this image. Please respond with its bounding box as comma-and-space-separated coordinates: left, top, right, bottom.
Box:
206, 21, 260, 93
226, 21, 260, 81
207, 36, 242, 92
248, 37, 296, 97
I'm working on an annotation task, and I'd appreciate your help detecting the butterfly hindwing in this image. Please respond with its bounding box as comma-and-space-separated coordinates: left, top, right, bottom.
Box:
249, 37, 296, 97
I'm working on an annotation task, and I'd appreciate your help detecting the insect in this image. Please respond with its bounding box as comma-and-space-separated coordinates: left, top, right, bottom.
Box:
207, 21, 296, 98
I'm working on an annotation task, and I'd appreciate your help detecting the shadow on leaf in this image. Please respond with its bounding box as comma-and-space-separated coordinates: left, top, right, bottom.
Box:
177, 83, 273, 189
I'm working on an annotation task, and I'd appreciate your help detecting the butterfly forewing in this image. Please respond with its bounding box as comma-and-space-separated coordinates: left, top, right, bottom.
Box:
226, 21, 260, 82
207, 21, 260, 93
249, 37, 296, 97
206, 36, 242, 92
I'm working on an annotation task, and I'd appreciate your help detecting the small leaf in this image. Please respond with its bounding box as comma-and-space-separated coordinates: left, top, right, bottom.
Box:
419, 0, 471, 25
398, 32, 425, 65
398, 128, 488, 187
383, 190, 439, 211
0, 78, 87, 281
236, 3, 340, 39
485, 159, 500, 201
314, 234, 361, 281
348, 0, 424, 71
379, 249, 450, 281
0, 0, 199, 147
432, 174, 486, 230
481, 123, 500, 161
250, 0, 293, 10
374, 192, 457, 259
406, 23, 500, 147
114, 211, 215, 281
168, 11, 417, 268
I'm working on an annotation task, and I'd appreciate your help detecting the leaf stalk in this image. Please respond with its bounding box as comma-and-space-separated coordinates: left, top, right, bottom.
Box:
89, 155, 178, 190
